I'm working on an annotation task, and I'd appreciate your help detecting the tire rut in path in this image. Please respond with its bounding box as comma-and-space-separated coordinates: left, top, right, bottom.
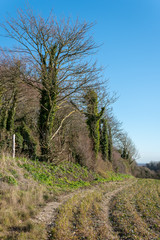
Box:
33, 191, 76, 225
33, 187, 96, 225
99, 179, 137, 240
33, 179, 136, 239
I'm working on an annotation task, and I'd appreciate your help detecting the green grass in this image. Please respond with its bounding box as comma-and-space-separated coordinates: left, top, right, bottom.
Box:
16, 158, 131, 192
2, 175, 18, 185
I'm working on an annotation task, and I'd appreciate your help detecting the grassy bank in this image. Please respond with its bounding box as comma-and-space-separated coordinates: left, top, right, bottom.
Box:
17, 157, 131, 191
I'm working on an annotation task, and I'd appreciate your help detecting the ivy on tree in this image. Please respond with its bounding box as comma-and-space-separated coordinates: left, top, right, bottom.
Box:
84, 89, 105, 157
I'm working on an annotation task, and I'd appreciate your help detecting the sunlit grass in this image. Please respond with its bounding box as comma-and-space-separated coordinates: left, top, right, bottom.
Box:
17, 158, 131, 192
0, 154, 132, 239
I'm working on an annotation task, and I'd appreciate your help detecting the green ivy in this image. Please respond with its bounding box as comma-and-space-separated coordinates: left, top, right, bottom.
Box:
100, 118, 108, 161
84, 89, 105, 157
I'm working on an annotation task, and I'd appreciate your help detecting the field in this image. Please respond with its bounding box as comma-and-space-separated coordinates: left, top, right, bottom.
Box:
110, 179, 160, 240
50, 179, 160, 240
50, 180, 133, 240
0, 155, 160, 240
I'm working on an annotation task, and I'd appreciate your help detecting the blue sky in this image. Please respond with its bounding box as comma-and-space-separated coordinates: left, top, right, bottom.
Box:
0, 0, 160, 163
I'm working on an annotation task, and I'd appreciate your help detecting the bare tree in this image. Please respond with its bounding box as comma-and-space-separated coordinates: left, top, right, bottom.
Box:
0, 53, 40, 155
118, 132, 140, 164
0, 55, 22, 135
1, 8, 102, 160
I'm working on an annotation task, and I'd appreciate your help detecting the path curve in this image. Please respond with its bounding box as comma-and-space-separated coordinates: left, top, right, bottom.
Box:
33, 178, 136, 239
99, 179, 137, 239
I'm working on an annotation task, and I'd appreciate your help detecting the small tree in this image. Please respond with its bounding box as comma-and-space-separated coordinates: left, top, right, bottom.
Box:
119, 132, 139, 164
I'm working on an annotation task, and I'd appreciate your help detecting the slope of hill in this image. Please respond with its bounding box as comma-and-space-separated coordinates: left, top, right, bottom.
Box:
1, 154, 160, 240
0, 154, 130, 240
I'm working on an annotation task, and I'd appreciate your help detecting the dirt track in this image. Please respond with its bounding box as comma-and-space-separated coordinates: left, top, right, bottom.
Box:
34, 179, 136, 239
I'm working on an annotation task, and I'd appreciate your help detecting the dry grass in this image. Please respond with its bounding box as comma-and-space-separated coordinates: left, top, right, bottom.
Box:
0, 154, 49, 239
94, 154, 113, 175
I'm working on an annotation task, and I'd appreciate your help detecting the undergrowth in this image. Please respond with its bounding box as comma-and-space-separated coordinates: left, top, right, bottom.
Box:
17, 158, 131, 192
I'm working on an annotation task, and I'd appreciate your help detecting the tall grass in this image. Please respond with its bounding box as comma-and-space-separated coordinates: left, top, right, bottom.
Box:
0, 154, 48, 239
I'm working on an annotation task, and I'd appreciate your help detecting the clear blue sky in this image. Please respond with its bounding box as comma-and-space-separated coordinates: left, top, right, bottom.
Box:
0, 0, 160, 163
